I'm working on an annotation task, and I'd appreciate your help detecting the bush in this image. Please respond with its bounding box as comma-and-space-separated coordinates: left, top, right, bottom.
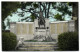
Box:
2, 32, 17, 51
58, 32, 79, 51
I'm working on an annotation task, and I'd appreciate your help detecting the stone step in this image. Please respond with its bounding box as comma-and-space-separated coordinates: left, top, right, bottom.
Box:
23, 42, 57, 45
18, 42, 58, 51
18, 45, 58, 51
19, 46, 54, 51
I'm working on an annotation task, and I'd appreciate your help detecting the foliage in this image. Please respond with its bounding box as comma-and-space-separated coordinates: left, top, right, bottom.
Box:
2, 2, 20, 30
2, 2, 20, 21
54, 13, 64, 21
56, 2, 72, 16
2, 32, 17, 51
19, 2, 72, 22
2, 2, 75, 30
21, 2, 33, 10
30, 14, 36, 22
2, 21, 6, 30
2, 2, 73, 22
24, 40, 37, 42
33, 3, 39, 8
58, 32, 79, 51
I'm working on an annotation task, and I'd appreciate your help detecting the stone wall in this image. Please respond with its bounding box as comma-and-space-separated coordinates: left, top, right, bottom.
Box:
49, 20, 75, 40
10, 22, 34, 40
10, 22, 16, 34
68, 20, 75, 32
10, 20, 75, 40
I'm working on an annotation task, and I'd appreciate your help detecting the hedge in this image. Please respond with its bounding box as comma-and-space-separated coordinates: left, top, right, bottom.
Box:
58, 32, 79, 51
2, 32, 17, 51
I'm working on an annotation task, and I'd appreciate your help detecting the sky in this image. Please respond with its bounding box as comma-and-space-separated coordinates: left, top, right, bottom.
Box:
4, 3, 72, 30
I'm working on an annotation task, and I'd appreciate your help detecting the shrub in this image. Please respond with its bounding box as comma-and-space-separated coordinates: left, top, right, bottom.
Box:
2, 32, 17, 51
58, 32, 79, 51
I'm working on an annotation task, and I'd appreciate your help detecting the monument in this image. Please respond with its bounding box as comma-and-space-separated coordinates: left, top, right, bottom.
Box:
10, 11, 75, 42
10, 19, 75, 41
10, 18, 75, 50
33, 12, 52, 41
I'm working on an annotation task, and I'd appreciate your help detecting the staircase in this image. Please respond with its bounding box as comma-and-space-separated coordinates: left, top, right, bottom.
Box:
16, 26, 58, 51
17, 42, 58, 51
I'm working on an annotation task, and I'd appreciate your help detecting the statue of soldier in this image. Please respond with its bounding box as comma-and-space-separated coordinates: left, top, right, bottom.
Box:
38, 12, 45, 28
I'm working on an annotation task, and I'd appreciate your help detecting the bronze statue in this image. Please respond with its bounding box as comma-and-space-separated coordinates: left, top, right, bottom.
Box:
38, 12, 45, 28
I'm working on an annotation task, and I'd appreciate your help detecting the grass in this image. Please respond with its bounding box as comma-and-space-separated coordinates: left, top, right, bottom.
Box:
24, 39, 56, 42
24, 40, 38, 42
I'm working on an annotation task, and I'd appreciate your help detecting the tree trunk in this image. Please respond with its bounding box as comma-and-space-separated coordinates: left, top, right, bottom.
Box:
44, 2, 47, 18
47, 3, 50, 18
72, 2, 78, 32
39, 2, 43, 18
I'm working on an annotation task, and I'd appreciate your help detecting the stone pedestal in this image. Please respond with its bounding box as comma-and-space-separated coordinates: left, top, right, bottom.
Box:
34, 19, 50, 41
34, 29, 49, 41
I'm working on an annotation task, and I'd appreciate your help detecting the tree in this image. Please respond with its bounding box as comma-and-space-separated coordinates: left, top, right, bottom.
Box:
53, 2, 78, 31
2, 2, 78, 31
19, 2, 52, 21
18, 2, 72, 22
2, 2, 20, 30
68, 2, 78, 31
2, 2, 72, 22
53, 2, 72, 21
